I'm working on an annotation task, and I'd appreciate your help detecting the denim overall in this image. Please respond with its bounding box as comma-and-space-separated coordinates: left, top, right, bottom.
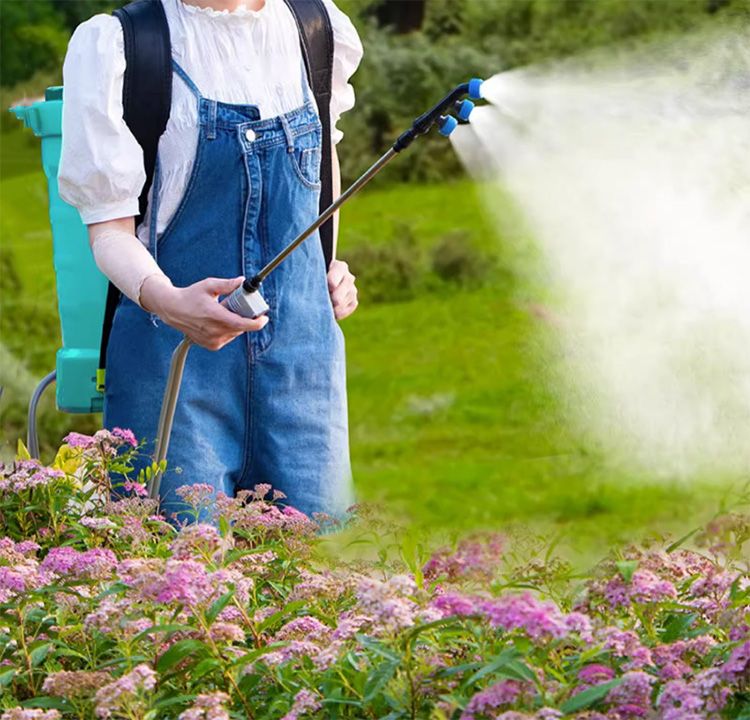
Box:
103, 59, 353, 522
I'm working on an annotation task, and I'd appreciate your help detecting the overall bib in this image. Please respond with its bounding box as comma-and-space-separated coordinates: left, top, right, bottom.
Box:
104, 60, 353, 521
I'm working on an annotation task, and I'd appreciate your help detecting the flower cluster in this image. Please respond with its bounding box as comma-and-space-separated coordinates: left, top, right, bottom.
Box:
0, 431, 748, 720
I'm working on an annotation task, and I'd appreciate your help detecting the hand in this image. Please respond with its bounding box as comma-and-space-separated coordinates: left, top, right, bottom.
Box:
140, 274, 268, 350
327, 259, 358, 321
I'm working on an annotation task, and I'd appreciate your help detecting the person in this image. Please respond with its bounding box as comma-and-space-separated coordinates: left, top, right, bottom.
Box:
58, 0, 363, 522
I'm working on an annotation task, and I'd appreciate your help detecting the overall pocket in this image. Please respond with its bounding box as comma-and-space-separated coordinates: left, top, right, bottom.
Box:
289, 128, 322, 189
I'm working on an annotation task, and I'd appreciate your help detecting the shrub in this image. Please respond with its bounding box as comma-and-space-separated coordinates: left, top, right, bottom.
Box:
430, 230, 494, 286
0, 431, 748, 718
340, 223, 424, 303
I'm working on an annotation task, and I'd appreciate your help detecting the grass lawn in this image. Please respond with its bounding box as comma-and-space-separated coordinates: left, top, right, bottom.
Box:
0, 125, 741, 551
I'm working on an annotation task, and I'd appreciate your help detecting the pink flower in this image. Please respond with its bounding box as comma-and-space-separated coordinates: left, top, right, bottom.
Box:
355, 575, 418, 633
123, 480, 148, 498
273, 616, 331, 643
281, 689, 321, 720
423, 533, 504, 582
331, 612, 372, 641
42, 670, 111, 699
178, 691, 230, 720
112, 427, 138, 447
577, 664, 615, 686
599, 627, 653, 668
461, 680, 530, 720
1, 711, 61, 720
63, 432, 97, 449
606, 671, 654, 714
694, 668, 732, 712
170, 523, 230, 560
477, 593, 569, 641
657, 680, 703, 720
176, 483, 217, 511
0, 461, 64, 492
208, 622, 245, 644
119, 558, 223, 608
722, 639, 750, 681
41, 547, 117, 580
94, 664, 156, 719
431, 590, 480, 618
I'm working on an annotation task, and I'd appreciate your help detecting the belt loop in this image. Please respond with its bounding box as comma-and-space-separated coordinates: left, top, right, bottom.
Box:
207, 100, 217, 140
280, 115, 294, 153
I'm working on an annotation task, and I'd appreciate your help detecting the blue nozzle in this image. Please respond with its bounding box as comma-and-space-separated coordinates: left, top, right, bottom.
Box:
438, 115, 458, 137
456, 99, 475, 121
468, 78, 484, 100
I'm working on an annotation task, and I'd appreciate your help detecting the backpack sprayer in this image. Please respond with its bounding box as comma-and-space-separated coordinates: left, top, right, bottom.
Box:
149, 78, 484, 498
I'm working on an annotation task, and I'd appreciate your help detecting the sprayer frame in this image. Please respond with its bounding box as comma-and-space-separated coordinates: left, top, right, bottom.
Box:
141, 80, 483, 500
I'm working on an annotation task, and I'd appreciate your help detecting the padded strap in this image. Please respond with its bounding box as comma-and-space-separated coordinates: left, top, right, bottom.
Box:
113, 0, 172, 224
99, 0, 172, 387
283, 0, 335, 270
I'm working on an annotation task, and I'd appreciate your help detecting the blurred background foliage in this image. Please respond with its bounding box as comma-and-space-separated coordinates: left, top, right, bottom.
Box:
1, 0, 749, 545
2, 0, 748, 178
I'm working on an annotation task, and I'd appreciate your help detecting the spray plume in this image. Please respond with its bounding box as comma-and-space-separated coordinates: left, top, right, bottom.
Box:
452, 26, 750, 476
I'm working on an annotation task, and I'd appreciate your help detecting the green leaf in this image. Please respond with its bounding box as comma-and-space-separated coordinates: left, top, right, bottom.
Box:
152, 694, 197, 709
616, 560, 638, 583
660, 613, 697, 643
131, 623, 195, 642
29, 642, 52, 667
434, 661, 483, 679
16, 439, 31, 460
257, 600, 306, 632
156, 639, 210, 673
229, 642, 287, 669
560, 679, 622, 714
403, 617, 464, 647
206, 591, 234, 624
666, 528, 699, 553
356, 634, 401, 663
463, 648, 523, 687
20, 697, 70, 711
0, 668, 15, 688
191, 657, 222, 681
364, 658, 400, 702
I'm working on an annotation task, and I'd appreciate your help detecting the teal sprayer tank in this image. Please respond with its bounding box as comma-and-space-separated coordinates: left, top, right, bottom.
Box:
12, 87, 107, 413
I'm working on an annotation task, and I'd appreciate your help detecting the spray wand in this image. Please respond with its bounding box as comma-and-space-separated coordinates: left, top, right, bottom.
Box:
224, 77, 485, 318
148, 78, 485, 499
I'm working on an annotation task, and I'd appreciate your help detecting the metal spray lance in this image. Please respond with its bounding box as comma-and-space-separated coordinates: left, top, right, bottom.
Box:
223, 78, 485, 319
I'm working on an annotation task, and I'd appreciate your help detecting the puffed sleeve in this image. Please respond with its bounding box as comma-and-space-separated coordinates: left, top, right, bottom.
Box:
321, 0, 363, 145
58, 15, 146, 225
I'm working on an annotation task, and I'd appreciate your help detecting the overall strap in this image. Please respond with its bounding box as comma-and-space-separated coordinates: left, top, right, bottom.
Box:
98, 0, 172, 392
283, 0, 335, 270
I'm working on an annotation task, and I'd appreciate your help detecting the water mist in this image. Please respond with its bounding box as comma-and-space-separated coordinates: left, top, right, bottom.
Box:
452, 27, 750, 477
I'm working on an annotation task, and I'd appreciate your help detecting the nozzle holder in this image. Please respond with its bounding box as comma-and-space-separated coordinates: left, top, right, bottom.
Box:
392, 77, 485, 152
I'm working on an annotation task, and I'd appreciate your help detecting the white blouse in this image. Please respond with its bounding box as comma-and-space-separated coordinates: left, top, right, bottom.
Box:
58, 0, 363, 245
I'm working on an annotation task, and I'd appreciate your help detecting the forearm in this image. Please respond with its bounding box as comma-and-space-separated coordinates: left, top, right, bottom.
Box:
87, 218, 172, 310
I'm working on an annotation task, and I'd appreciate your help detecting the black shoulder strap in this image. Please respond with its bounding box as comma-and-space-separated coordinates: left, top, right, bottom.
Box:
97, 0, 171, 391
283, 0, 335, 270
113, 0, 172, 225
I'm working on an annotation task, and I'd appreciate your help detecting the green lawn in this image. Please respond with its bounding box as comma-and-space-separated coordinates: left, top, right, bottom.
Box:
0, 126, 740, 551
